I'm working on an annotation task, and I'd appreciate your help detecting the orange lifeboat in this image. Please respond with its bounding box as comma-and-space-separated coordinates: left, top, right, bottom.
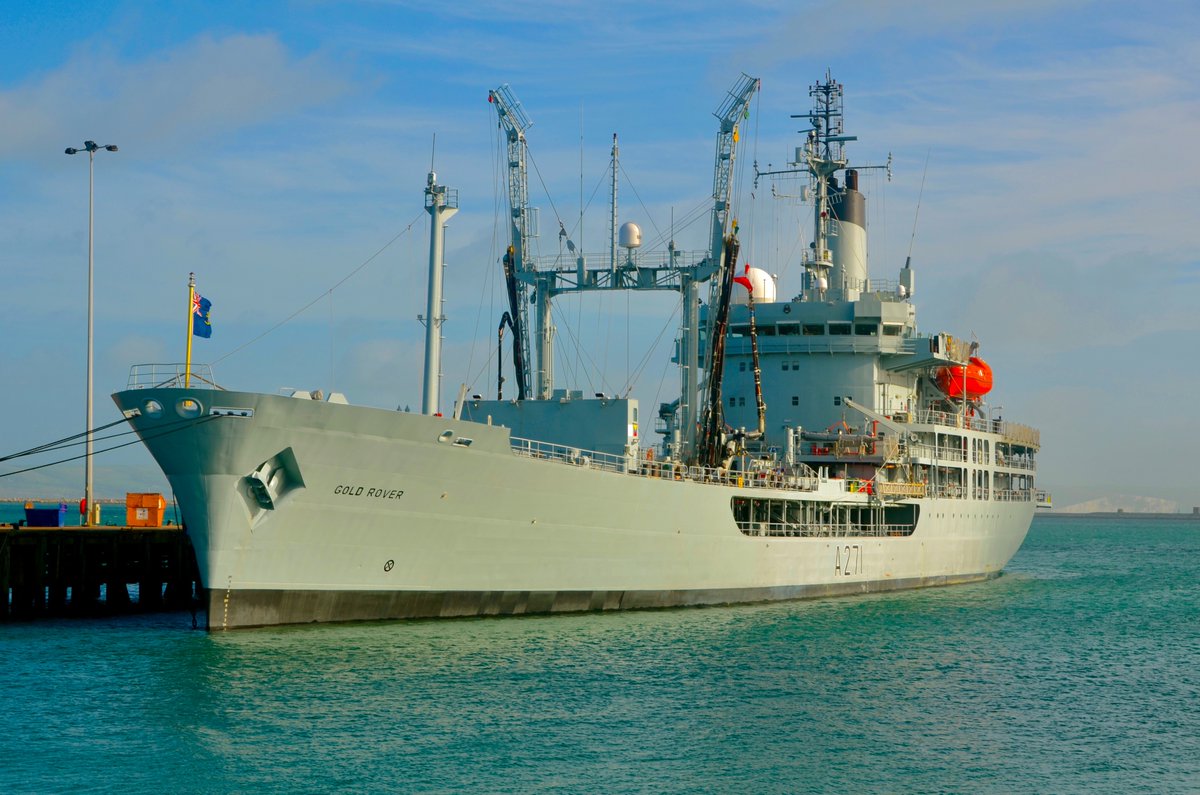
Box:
935, 356, 993, 400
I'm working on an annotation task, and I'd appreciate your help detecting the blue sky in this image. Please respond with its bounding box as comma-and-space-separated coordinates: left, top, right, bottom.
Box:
1, 0, 1197, 509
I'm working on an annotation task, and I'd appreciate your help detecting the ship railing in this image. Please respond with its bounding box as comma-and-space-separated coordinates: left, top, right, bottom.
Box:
126, 363, 221, 390
509, 438, 631, 475
739, 520, 917, 539
928, 484, 965, 499
1000, 422, 1040, 448
909, 409, 1041, 446
509, 438, 821, 492
994, 489, 1034, 502
908, 443, 967, 462
910, 409, 987, 431
994, 452, 1037, 471
727, 337, 913, 356
926, 485, 1035, 502
531, 248, 709, 272
672, 464, 820, 492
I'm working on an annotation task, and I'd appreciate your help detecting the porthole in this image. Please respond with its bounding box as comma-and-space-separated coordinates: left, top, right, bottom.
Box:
176, 398, 202, 419
143, 399, 164, 418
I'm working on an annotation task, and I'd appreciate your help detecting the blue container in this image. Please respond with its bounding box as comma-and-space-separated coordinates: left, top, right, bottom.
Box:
25, 503, 68, 527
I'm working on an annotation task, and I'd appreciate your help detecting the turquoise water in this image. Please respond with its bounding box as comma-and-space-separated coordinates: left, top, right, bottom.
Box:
1, 515, 1197, 793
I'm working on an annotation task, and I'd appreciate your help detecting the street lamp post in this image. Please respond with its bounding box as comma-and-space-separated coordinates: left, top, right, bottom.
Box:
65, 140, 118, 526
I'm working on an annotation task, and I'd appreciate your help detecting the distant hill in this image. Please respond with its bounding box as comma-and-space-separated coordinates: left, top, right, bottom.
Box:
1057, 495, 1182, 514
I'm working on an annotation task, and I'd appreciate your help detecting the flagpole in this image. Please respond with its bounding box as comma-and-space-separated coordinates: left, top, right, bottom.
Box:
185, 272, 195, 388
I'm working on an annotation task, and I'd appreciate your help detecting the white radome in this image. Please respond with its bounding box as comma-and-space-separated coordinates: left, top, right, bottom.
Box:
619, 221, 642, 249
732, 267, 777, 304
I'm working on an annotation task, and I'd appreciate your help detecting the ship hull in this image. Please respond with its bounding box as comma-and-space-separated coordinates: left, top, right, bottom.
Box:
114, 388, 1033, 630
204, 573, 999, 629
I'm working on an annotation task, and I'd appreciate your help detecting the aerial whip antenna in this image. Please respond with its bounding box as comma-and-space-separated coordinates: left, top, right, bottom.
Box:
906, 149, 931, 262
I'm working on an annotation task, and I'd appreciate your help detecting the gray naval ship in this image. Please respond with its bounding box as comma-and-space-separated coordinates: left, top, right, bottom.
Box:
113, 74, 1042, 629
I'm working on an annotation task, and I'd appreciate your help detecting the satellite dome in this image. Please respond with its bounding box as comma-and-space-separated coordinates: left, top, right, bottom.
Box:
732, 266, 777, 304
619, 222, 642, 249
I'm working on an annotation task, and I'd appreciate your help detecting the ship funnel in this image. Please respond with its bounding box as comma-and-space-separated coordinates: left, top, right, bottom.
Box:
828, 169, 867, 300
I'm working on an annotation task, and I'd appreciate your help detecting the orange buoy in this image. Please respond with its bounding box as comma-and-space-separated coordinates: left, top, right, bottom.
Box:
935, 356, 993, 400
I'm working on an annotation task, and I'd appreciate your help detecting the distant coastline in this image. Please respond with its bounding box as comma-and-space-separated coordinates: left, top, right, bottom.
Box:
1039, 511, 1200, 520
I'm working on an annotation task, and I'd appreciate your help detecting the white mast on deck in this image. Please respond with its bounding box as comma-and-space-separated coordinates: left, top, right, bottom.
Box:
421, 170, 458, 415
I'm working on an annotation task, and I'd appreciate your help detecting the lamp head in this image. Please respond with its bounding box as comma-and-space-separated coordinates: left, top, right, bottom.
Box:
65, 147, 78, 155
104, 145, 118, 152
84, 140, 98, 152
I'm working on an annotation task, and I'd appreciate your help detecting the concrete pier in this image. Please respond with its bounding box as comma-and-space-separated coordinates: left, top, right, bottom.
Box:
0, 525, 200, 621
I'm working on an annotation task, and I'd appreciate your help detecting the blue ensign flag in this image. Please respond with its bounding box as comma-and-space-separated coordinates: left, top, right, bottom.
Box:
192, 292, 213, 338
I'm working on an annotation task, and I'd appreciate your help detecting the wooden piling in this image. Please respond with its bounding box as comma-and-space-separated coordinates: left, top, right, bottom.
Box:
0, 525, 200, 621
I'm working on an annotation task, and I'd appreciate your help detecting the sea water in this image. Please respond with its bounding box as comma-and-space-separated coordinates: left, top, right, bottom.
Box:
0, 502, 175, 528
1, 515, 1196, 794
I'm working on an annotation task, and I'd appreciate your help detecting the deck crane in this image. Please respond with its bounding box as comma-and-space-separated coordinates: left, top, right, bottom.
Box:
694, 73, 760, 467
489, 84, 535, 401
484, 76, 758, 466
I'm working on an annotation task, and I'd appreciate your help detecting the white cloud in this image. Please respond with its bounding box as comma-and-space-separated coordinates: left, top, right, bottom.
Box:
0, 33, 354, 156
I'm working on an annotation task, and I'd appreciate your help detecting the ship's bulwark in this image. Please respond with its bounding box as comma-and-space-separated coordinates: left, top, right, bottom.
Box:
114, 388, 1032, 630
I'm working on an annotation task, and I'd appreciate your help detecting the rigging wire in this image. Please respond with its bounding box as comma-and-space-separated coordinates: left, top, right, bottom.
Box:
641, 198, 710, 252
465, 112, 507, 395
619, 294, 683, 397
553, 305, 621, 396
0, 417, 132, 464
0, 416, 222, 481
616, 163, 666, 244
907, 149, 931, 261
525, 148, 570, 241
739, 87, 763, 267
0, 417, 198, 464
211, 211, 426, 367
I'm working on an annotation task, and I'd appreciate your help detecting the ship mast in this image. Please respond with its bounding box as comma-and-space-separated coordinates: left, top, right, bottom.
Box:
755, 71, 890, 302
800, 73, 851, 298
421, 170, 458, 415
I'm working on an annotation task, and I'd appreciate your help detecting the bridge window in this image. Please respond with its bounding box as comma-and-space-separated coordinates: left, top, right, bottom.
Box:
802, 324, 825, 335
829, 322, 851, 335
855, 324, 878, 336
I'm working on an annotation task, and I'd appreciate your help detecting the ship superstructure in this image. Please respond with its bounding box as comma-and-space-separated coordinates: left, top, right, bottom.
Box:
112, 74, 1040, 629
